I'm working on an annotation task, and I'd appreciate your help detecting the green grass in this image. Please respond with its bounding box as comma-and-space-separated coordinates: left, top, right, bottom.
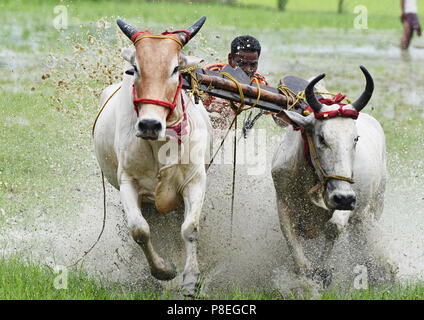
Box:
1, 258, 424, 300
0, 0, 419, 36
0, 257, 172, 299
239, 0, 420, 17
321, 283, 424, 300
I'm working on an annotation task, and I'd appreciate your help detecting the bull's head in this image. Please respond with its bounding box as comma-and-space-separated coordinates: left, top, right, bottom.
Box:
279, 66, 374, 211
117, 17, 206, 140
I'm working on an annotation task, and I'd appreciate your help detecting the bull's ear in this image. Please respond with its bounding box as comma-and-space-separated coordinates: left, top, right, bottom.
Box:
274, 110, 314, 129
120, 47, 135, 65
179, 53, 203, 69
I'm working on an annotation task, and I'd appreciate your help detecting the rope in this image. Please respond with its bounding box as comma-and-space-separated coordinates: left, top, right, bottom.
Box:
133, 35, 184, 48
74, 84, 122, 269
219, 72, 245, 113
230, 114, 239, 236
277, 84, 303, 110
180, 65, 206, 102
207, 113, 238, 168
92, 85, 121, 137
243, 78, 261, 110
304, 131, 354, 201
277, 84, 352, 111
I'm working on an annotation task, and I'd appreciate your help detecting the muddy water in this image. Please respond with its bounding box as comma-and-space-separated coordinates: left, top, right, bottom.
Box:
1, 27, 424, 294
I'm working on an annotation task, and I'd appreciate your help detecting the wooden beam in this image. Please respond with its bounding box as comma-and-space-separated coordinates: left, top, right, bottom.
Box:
182, 68, 299, 113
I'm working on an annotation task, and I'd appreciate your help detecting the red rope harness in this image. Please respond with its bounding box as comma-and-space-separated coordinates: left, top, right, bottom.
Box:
130, 29, 188, 120
132, 75, 183, 119
162, 29, 191, 42
131, 30, 152, 42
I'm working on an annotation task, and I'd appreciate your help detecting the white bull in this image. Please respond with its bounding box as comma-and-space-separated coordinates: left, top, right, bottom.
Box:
271, 66, 396, 290
93, 17, 212, 296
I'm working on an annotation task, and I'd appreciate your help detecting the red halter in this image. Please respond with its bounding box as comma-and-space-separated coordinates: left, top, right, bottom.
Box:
130, 28, 188, 119
132, 75, 183, 119
130, 29, 189, 139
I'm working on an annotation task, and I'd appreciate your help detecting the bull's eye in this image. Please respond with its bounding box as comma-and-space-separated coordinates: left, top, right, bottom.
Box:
172, 66, 179, 75
318, 134, 326, 146
354, 136, 360, 143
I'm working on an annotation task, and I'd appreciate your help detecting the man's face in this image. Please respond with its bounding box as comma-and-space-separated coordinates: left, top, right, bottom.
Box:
228, 50, 259, 78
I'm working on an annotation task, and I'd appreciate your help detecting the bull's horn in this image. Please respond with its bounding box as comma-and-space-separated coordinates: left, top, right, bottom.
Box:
351, 65, 374, 112
178, 16, 207, 45
116, 19, 139, 41
305, 73, 326, 113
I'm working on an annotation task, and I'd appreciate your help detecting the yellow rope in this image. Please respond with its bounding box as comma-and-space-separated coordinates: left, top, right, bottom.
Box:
133, 35, 184, 48
277, 84, 307, 110
92, 85, 121, 137
244, 78, 261, 110
304, 131, 354, 197
277, 84, 352, 112
180, 65, 206, 100
219, 71, 245, 114
218, 72, 262, 114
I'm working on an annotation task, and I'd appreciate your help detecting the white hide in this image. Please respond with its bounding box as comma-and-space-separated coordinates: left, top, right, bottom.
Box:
93, 60, 212, 296
271, 102, 389, 289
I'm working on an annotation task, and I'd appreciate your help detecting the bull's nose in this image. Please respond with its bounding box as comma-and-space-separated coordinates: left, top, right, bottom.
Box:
331, 193, 356, 211
137, 119, 162, 140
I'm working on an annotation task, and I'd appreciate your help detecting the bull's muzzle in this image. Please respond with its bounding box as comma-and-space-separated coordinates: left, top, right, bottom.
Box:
136, 119, 162, 140
330, 192, 356, 211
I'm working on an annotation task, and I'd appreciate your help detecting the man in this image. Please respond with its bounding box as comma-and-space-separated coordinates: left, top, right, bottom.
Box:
202, 35, 268, 129
205, 35, 268, 85
401, 0, 422, 50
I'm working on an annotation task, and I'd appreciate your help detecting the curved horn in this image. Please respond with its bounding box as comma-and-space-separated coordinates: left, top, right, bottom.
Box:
305, 73, 326, 113
116, 19, 139, 41
178, 16, 207, 45
351, 65, 374, 112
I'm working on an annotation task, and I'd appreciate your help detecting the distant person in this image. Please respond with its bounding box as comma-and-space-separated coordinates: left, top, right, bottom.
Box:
203, 35, 268, 129
401, 0, 422, 50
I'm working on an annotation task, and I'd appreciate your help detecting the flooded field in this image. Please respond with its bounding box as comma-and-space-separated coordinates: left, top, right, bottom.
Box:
1, 4, 423, 297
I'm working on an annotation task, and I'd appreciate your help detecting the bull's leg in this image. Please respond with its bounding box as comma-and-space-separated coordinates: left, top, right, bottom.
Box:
120, 179, 177, 280
315, 210, 351, 288
276, 195, 312, 276
180, 171, 206, 297
348, 216, 397, 286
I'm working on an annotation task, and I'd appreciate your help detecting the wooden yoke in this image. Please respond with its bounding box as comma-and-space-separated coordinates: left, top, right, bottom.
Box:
181, 66, 299, 113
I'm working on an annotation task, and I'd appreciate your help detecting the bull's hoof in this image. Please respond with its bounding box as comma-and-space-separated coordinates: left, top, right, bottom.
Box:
182, 271, 200, 298
151, 259, 177, 281
310, 267, 333, 289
